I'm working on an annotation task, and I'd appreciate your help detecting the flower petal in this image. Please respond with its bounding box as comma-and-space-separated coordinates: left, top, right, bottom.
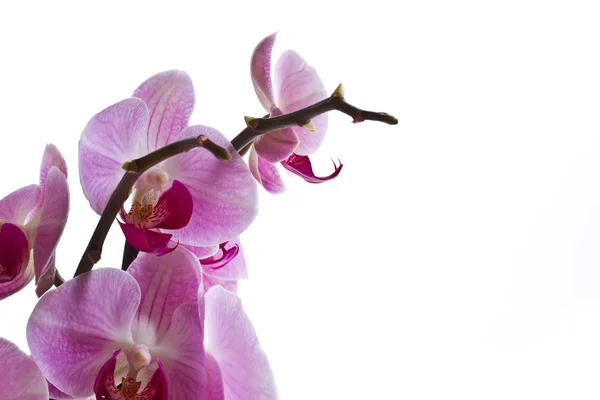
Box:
27, 268, 141, 398
79, 98, 149, 215
31, 167, 69, 286
254, 106, 299, 163
0, 223, 32, 300
281, 154, 343, 183
0, 184, 41, 224
152, 302, 206, 400
184, 244, 219, 259
0, 337, 49, 400
204, 286, 277, 400
275, 50, 328, 155
248, 146, 286, 194
251, 33, 277, 110
162, 125, 258, 246
144, 180, 193, 230
128, 247, 202, 344
35, 253, 55, 298
119, 222, 174, 255
204, 353, 225, 400
40, 143, 68, 188
133, 70, 195, 150
201, 237, 248, 282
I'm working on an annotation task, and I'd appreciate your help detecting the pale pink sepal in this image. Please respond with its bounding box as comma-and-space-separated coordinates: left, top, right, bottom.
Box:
0, 337, 49, 400
275, 50, 328, 155
248, 146, 285, 194
79, 98, 149, 215
204, 286, 277, 399
133, 70, 195, 151
251, 32, 277, 110
128, 247, 202, 343
32, 167, 69, 286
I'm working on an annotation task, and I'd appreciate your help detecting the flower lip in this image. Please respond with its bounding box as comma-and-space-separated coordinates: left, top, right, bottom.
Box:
200, 241, 239, 270
281, 153, 343, 183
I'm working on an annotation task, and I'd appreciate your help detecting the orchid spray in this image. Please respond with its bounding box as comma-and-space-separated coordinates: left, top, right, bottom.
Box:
0, 32, 396, 400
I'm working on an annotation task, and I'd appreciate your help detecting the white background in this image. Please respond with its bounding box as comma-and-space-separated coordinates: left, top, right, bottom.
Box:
1, 1, 600, 399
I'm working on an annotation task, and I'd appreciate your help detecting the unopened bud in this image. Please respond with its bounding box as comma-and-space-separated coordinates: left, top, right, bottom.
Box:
302, 120, 316, 132
122, 160, 138, 172
244, 116, 260, 130
332, 83, 345, 98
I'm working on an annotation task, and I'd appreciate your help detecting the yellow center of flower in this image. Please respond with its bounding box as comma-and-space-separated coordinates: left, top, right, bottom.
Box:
120, 377, 142, 398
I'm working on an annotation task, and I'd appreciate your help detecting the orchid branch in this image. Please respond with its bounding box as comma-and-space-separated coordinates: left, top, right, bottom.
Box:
230, 84, 398, 152
79, 85, 399, 279
68, 135, 230, 280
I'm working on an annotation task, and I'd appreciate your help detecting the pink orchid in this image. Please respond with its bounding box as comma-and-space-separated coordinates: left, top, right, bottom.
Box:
27, 247, 276, 400
0, 337, 49, 399
188, 236, 248, 293
0, 144, 69, 299
79, 70, 258, 254
249, 33, 343, 194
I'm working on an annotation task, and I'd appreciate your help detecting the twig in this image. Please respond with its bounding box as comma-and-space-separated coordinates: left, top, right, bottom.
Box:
70, 135, 230, 279
230, 84, 397, 152
75, 84, 398, 277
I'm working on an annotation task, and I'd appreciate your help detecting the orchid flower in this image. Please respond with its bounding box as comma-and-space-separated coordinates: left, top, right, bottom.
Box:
0, 144, 69, 299
0, 337, 49, 399
249, 33, 343, 194
79, 70, 258, 254
27, 247, 276, 399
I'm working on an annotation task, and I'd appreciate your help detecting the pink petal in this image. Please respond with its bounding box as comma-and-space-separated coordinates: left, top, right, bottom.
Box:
144, 180, 193, 230
27, 268, 141, 398
152, 302, 207, 400
33, 144, 68, 217
204, 353, 225, 400
281, 154, 343, 183
0, 184, 41, 225
94, 350, 168, 400
201, 237, 248, 282
275, 50, 329, 155
133, 70, 195, 150
162, 125, 258, 247
79, 98, 149, 215
128, 247, 202, 344
31, 167, 69, 286
35, 254, 55, 298
254, 106, 299, 163
248, 146, 286, 194
0, 223, 32, 300
251, 33, 277, 110
204, 286, 277, 399
203, 274, 238, 294
40, 143, 68, 188
0, 337, 49, 400
119, 222, 174, 255
184, 244, 219, 259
